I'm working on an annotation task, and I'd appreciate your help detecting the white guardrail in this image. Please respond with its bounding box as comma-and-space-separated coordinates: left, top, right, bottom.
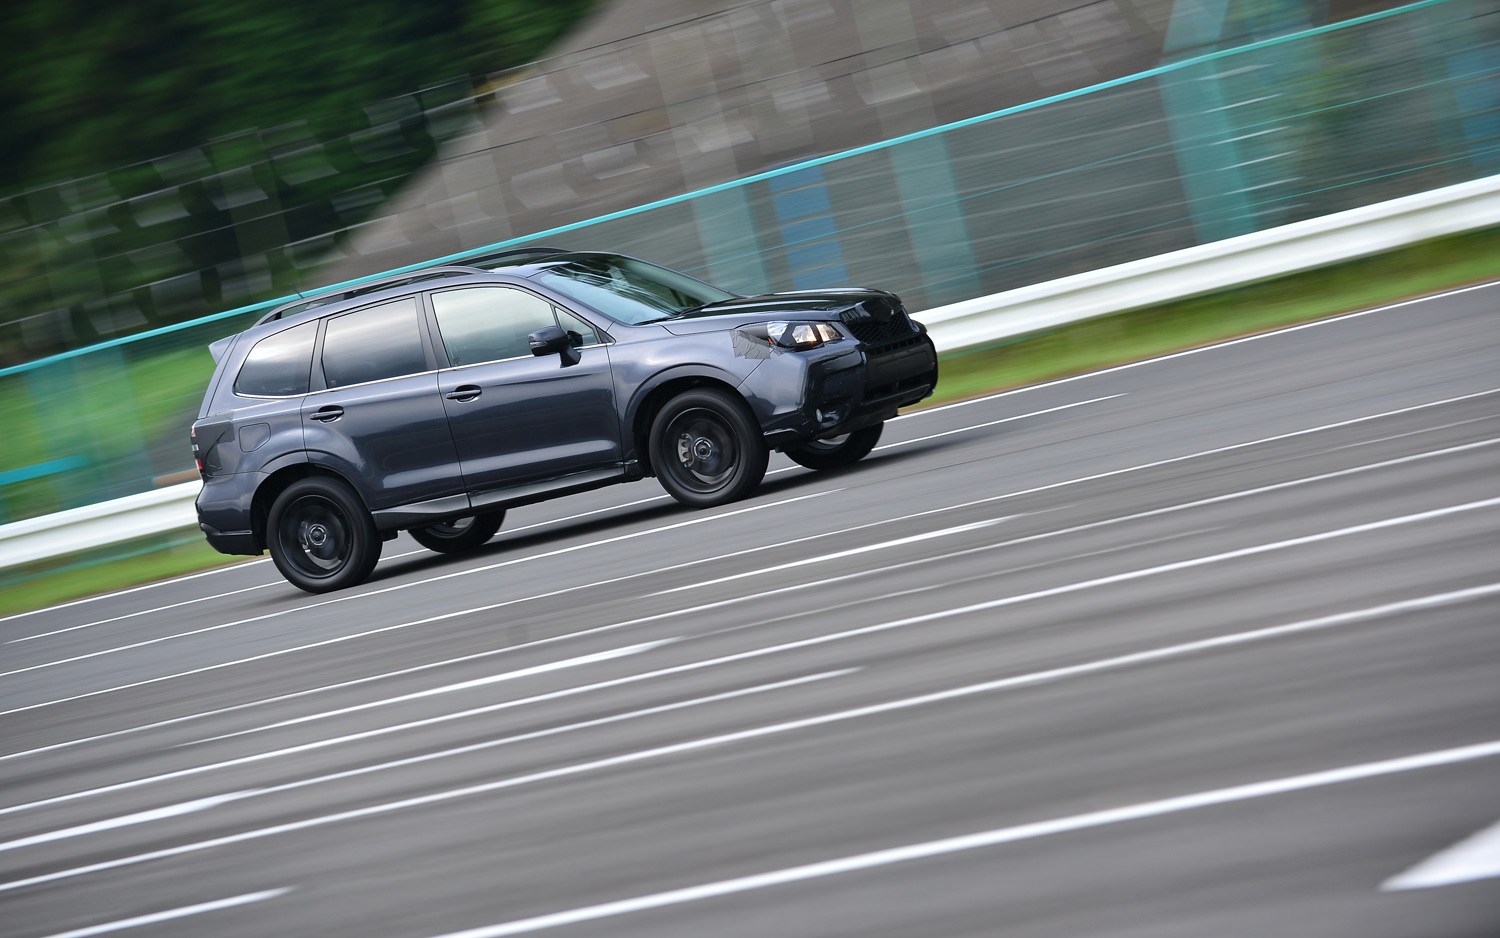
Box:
3, 173, 1499, 570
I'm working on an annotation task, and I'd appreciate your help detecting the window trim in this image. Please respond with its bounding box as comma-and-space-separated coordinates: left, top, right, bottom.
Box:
311, 295, 442, 392
231, 320, 319, 400
423, 283, 612, 370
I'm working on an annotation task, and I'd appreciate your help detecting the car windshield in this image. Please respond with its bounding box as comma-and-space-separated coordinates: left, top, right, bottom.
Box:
529, 255, 735, 324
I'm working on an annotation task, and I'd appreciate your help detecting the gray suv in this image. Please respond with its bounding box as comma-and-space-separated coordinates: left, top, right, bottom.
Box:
192, 248, 938, 592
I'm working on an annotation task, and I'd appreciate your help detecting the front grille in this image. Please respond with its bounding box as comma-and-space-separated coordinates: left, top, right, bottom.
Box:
841, 301, 919, 347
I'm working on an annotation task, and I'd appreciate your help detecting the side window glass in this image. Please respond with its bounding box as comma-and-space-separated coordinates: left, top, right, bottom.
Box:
555, 307, 600, 348
431, 287, 556, 366
234, 321, 317, 397
321, 298, 427, 388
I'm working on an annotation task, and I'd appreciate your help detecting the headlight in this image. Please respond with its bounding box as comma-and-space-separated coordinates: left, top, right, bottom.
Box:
766, 321, 841, 349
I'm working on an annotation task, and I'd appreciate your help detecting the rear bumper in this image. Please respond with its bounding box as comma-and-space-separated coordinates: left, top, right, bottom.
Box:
196, 473, 261, 555
200, 522, 260, 556
745, 333, 938, 447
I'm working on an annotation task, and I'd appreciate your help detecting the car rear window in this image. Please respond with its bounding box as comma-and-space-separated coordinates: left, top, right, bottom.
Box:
321, 298, 428, 387
234, 321, 317, 397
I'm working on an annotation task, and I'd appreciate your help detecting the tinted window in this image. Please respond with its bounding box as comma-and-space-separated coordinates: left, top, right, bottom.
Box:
556, 307, 600, 348
431, 287, 557, 366
234, 321, 317, 397
321, 299, 428, 388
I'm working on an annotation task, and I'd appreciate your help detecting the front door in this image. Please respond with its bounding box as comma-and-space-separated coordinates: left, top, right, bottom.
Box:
428, 285, 621, 495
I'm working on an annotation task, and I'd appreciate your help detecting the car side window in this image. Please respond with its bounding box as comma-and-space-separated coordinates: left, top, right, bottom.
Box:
555, 307, 600, 348
234, 321, 317, 397
320, 298, 428, 388
431, 287, 557, 366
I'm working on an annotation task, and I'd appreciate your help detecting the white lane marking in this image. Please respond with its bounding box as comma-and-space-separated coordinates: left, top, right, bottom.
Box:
16, 572, 1490, 837
3, 583, 1493, 896
0, 495, 1027, 719
0, 642, 665, 817
7, 275, 1494, 627
650, 437, 1500, 605
5, 432, 1490, 728
187, 528, 1197, 748
11, 385, 1485, 648
32, 889, 292, 938
0, 489, 837, 681
9, 671, 853, 836
4, 396, 1100, 645
1382, 817, 1500, 891
244, 670, 855, 799
876, 395, 1123, 450
34, 577, 1484, 828
422, 739, 1500, 938
651, 519, 1006, 595
10, 582, 279, 643
0, 792, 247, 853
5, 545, 431, 645
10, 383, 1489, 663
165, 496, 1500, 747
894, 279, 1500, 421
187, 639, 668, 741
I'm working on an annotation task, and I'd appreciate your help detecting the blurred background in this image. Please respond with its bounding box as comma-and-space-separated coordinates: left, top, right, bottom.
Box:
0, 0, 1496, 525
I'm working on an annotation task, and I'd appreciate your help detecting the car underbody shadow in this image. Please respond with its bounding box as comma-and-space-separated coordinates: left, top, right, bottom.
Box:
368, 439, 957, 582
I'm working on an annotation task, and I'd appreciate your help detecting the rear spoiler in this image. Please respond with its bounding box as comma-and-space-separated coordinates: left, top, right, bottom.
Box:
209, 335, 236, 365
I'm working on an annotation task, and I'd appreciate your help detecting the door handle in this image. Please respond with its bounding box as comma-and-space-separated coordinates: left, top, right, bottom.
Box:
445, 385, 482, 402
309, 406, 343, 422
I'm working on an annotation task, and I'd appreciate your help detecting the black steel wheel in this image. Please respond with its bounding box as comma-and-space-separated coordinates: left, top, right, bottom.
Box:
785, 422, 883, 471
267, 477, 381, 593
409, 510, 505, 554
650, 388, 768, 507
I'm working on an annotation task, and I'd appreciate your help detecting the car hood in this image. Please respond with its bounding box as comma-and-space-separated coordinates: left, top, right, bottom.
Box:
659, 289, 902, 335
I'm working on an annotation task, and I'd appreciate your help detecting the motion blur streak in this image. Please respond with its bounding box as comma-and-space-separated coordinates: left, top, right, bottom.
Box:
2, 287, 1495, 936
422, 739, 1500, 938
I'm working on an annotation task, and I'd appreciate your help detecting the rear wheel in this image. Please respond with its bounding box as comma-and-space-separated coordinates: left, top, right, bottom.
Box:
785, 422, 883, 471
267, 477, 381, 593
409, 511, 505, 554
650, 388, 768, 507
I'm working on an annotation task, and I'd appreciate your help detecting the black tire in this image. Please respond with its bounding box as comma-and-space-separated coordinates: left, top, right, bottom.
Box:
409, 510, 505, 554
784, 422, 884, 471
266, 477, 382, 593
650, 388, 769, 507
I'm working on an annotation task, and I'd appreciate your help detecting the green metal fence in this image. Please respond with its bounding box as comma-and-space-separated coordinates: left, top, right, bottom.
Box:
0, 0, 1495, 524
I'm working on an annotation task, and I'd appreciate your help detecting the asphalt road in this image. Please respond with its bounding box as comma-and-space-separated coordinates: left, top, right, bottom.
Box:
2, 282, 1498, 938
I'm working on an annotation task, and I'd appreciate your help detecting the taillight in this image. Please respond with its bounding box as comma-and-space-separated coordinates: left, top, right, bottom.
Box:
191, 427, 203, 477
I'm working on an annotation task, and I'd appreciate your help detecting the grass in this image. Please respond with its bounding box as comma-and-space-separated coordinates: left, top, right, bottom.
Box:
924, 227, 1500, 406
0, 535, 248, 619
3, 225, 1498, 617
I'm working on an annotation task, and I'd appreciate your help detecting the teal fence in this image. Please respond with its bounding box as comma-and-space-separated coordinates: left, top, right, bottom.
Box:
0, 0, 1495, 524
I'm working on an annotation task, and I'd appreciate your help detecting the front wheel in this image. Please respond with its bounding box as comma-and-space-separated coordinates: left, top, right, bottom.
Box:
650, 388, 768, 508
785, 422, 883, 471
409, 511, 505, 554
267, 477, 382, 593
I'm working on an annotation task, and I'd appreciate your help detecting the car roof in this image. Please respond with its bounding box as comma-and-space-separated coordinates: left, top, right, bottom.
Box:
252, 246, 574, 328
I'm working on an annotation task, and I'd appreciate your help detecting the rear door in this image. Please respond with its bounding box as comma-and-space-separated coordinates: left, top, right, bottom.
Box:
301, 297, 467, 512
427, 285, 621, 496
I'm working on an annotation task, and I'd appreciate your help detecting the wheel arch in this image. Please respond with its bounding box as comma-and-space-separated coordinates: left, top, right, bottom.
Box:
627, 367, 755, 478
250, 458, 365, 552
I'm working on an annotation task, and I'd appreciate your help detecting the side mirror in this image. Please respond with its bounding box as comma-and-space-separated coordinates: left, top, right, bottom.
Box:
528, 325, 580, 366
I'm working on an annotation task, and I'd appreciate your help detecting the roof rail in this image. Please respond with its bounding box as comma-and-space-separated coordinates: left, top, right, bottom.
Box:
253, 246, 572, 326
450, 245, 572, 268
254, 270, 468, 325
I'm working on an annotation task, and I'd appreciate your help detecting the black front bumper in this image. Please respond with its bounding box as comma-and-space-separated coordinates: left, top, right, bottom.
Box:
749, 332, 938, 447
